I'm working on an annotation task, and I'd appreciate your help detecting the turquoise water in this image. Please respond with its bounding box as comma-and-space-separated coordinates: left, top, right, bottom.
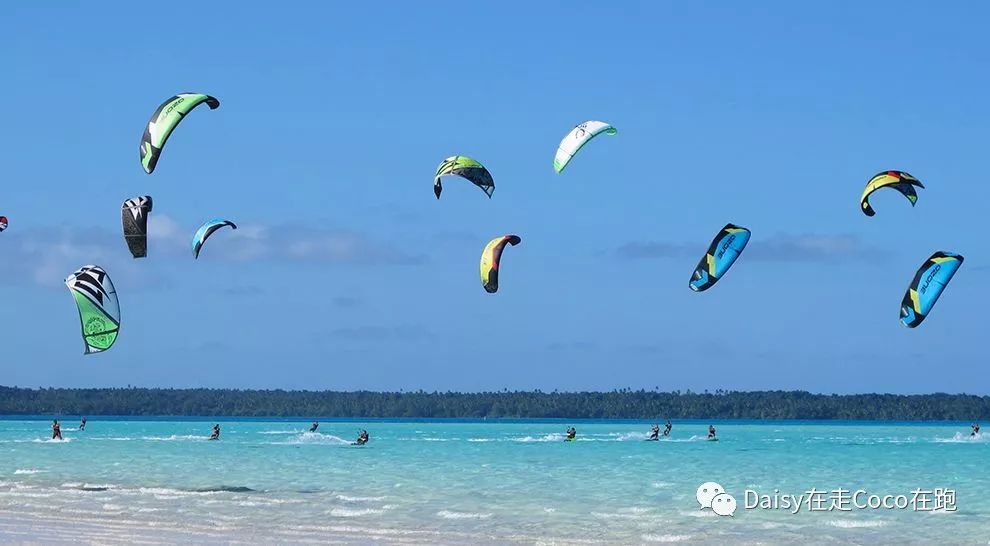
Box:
0, 418, 987, 544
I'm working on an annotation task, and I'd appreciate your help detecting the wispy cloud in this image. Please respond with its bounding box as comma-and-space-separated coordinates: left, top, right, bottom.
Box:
0, 225, 166, 290
331, 296, 361, 308
151, 216, 425, 265
2, 216, 425, 289
616, 233, 882, 263
745, 234, 883, 262
327, 325, 433, 342
615, 242, 694, 260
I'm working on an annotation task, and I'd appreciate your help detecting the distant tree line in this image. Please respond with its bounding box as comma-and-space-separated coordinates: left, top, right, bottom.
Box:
0, 387, 987, 420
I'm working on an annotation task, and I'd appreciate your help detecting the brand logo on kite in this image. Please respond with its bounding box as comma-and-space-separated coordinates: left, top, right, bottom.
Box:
919, 264, 941, 295
717, 234, 736, 259
162, 97, 185, 119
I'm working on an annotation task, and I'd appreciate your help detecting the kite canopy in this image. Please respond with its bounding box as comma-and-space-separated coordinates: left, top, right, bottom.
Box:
65, 265, 120, 355
192, 219, 237, 259
860, 170, 924, 216
553, 121, 616, 173
689, 224, 751, 292
121, 196, 153, 258
0, 216, 7, 232
434, 156, 494, 199
900, 251, 963, 328
480, 235, 521, 293
140, 93, 220, 174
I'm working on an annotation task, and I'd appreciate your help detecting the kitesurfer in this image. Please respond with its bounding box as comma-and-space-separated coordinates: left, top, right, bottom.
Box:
52, 420, 62, 441
972, 423, 981, 436
79, 417, 87, 431
309, 422, 319, 433
565, 427, 576, 441
648, 424, 660, 441
707, 425, 717, 440
209, 424, 221, 441
663, 420, 672, 437
355, 430, 369, 445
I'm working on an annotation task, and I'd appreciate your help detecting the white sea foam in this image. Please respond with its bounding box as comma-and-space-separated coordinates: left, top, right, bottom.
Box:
336, 494, 387, 502
515, 433, 565, 442
935, 432, 987, 443
827, 519, 887, 528
329, 507, 388, 517
14, 469, 44, 475
611, 431, 650, 441
143, 435, 207, 442
678, 510, 717, 518
271, 432, 350, 445
642, 534, 693, 542
591, 512, 641, 520
437, 510, 492, 519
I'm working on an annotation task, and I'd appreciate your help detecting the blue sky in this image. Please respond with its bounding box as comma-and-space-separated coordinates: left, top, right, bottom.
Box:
1, 2, 987, 393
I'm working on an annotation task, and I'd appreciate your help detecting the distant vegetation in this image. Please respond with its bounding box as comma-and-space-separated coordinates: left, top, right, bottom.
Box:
0, 387, 987, 420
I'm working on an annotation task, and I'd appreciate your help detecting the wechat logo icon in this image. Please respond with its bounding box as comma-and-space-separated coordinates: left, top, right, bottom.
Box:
697, 482, 737, 517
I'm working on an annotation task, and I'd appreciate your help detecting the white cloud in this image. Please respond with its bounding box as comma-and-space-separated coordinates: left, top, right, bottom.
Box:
617, 233, 882, 263
2, 216, 424, 289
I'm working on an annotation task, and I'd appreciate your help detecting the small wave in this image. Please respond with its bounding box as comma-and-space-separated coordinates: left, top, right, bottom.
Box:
935, 432, 988, 443
611, 432, 650, 441
77, 483, 117, 492
272, 432, 350, 445
591, 512, 641, 520
678, 510, 717, 518
336, 494, 387, 502
467, 438, 495, 442
14, 469, 44, 475
826, 519, 887, 528
102, 503, 125, 511
144, 435, 207, 442
514, 433, 565, 443
436, 510, 492, 520
192, 486, 257, 493
258, 430, 301, 435
28, 438, 73, 443
652, 482, 673, 489
135, 486, 245, 497
330, 507, 388, 517
592, 507, 654, 519
642, 534, 693, 543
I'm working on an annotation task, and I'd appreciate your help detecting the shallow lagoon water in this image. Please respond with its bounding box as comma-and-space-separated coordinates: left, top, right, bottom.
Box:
0, 419, 987, 544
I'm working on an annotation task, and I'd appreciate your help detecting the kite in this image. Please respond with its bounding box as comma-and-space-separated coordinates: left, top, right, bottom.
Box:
860, 171, 924, 216
192, 219, 237, 259
65, 265, 120, 354
689, 224, 751, 292
900, 251, 963, 328
434, 156, 494, 199
480, 235, 521, 293
121, 196, 153, 258
553, 121, 616, 173
140, 93, 220, 174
